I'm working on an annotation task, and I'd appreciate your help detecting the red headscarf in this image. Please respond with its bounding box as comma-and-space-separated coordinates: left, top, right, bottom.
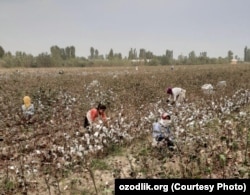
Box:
166, 87, 172, 94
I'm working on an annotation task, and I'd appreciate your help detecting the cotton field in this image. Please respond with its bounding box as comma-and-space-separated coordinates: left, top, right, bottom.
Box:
0, 64, 249, 194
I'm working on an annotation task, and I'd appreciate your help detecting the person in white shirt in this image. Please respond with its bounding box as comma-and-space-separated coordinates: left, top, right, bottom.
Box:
166, 87, 186, 104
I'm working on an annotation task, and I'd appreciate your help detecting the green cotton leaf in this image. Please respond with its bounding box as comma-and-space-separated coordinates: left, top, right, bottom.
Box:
219, 154, 226, 162
103, 188, 112, 194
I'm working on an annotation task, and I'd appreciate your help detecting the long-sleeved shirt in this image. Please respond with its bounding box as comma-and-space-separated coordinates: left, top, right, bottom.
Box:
170, 87, 186, 102
21, 104, 35, 117
152, 122, 171, 139
86, 108, 107, 125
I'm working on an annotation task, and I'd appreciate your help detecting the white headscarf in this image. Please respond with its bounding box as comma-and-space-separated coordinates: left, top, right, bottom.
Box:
159, 113, 171, 127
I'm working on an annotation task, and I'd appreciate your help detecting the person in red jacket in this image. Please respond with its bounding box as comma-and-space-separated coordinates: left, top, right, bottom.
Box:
84, 103, 107, 128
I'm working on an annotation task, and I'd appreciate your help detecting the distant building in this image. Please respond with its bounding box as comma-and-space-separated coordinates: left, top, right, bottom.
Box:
231, 58, 238, 65
131, 59, 151, 65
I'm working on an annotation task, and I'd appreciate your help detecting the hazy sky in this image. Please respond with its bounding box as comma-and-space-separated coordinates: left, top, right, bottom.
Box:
1, 0, 250, 59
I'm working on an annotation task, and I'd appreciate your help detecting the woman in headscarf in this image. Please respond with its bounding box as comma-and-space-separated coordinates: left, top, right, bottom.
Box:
152, 112, 174, 149
21, 96, 35, 118
166, 87, 186, 105
84, 103, 107, 128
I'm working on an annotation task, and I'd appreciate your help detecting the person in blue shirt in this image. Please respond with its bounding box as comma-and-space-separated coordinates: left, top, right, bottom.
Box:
152, 112, 174, 149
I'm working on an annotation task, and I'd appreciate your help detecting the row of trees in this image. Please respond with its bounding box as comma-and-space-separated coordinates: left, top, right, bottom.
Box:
0, 45, 249, 68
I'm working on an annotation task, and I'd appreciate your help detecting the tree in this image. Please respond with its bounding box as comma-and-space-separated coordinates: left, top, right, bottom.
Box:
244, 46, 250, 62
65, 47, 71, 59
60, 48, 66, 60
94, 49, 99, 59
139, 49, 146, 59
165, 49, 173, 65
198, 52, 208, 64
65, 46, 76, 59
14, 51, 34, 67
177, 54, 188, 65
50, 45, 63, 66
90, 47, 94, 59
188, 51, 196, 64
36, 52, 52, 67
114, 53, 122, 60
227, 50, 233, 62
107, 49, 114, 60
128, 48, 137, 59
0, 46, 5, 58
70, 46, 75, 58
244, 46, 247, 61
50, 46, 61, 59
145, 51, 153, 59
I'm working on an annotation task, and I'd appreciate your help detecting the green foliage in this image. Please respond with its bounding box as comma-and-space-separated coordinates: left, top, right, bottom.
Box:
148, 58, 160, 66
107, 49, 114, 60
228, 50, 233, 62
1, 44, 249, 67
128, 48, 137, 59
90, 159, 110, 170
219, 154, 226, 166
106, 144, 123, 156
0, 46, 5, 58
1, 178, 16, 193
244, 46, 250, 62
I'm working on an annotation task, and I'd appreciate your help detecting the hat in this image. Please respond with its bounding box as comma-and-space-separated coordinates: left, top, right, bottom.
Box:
166, 87, 172, 94
159, 113, 171, 127
23, 96, 31, 108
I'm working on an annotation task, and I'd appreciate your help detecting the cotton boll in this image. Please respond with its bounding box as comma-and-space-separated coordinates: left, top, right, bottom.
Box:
239, 112, 246, 117
94, 132, 99, 137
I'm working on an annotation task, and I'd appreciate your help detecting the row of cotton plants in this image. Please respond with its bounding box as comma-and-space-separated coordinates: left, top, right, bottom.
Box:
0, 65, 250, 194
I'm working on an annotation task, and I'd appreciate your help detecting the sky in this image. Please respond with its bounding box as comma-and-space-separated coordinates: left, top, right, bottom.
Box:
1, 0, 250, 59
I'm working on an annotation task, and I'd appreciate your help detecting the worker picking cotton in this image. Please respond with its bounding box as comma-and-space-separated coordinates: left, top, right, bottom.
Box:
21, 96, 35, 117
152, 112, 174, 150
84, 103, 108, 129
166, 87, 186, 105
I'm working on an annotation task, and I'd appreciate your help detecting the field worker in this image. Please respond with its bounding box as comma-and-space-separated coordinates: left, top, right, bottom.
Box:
84, 103, 107, 128
21, 96, 35, 118
152, 112, 174, 149
166, 87, 186, 104
171, 65, 174, 71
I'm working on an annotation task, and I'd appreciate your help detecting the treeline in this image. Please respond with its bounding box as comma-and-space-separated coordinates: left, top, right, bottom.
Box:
0, 45, 250, 68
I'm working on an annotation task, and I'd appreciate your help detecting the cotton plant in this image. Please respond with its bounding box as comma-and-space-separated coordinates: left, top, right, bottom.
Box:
12, 86, 250, 169
201, 83, 215, 95
142, 88, 250, 151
